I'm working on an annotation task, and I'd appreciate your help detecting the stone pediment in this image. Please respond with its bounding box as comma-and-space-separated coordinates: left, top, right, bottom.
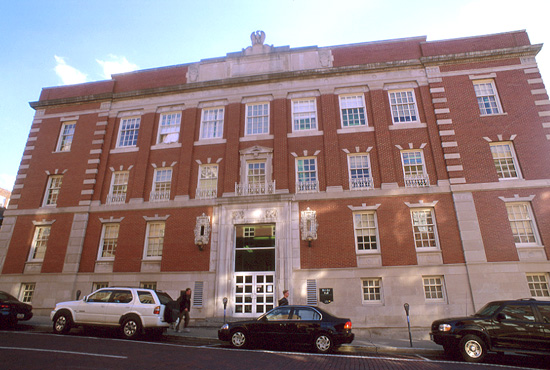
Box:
240, 145, 273, 157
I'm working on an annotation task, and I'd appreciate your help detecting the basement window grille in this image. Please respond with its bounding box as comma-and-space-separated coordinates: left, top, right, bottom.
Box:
306, 279, 317, 305
193, 281, 204, 307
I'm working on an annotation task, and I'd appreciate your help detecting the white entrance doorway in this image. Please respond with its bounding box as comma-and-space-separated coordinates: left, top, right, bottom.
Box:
234, 224, 275, 316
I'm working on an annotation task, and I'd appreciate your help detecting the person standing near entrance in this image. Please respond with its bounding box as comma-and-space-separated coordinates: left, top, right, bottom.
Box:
278, 289, 289, 306
176, 288, 192, 332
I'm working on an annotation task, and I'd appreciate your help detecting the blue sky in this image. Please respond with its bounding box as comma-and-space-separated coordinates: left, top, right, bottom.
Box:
1, 0, 548, 191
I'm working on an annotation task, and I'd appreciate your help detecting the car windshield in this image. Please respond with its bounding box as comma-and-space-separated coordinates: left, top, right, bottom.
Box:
155, 291, 174, 305
475, 302, 501, 317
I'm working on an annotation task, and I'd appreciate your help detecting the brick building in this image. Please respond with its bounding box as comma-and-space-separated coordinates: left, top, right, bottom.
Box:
0, 30, 549, 334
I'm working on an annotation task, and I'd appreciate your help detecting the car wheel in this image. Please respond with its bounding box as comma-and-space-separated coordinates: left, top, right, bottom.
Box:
459, 334, 487, 363
230, 330, 248, 348
121, 317, 142, 340
53, 312, 72, 334
314, 333, 333, 353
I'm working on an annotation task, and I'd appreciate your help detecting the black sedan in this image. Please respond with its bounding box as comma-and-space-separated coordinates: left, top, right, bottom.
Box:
218, 305, 354, 352
0, 291, 33, 327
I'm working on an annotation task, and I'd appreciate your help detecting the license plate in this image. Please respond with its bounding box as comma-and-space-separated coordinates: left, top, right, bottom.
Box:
17, 313, 24, 319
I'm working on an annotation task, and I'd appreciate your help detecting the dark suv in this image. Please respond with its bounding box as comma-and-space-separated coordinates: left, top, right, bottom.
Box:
430, 299, 550, 362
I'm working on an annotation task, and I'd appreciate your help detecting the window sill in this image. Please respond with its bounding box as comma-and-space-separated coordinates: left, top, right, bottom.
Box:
194, 138, 227, 146
356, 250, 381, 255
151, 142, 182, 150
361, 301, 384, 305
240, 134, 274, 142
388, 122, 427, 130
480, 112, 508, 117
515, 244, 544, 248
287, 130, 324, 138
336, 126, 374, 134
416, 248, 440, 253
110, 147, 139, 154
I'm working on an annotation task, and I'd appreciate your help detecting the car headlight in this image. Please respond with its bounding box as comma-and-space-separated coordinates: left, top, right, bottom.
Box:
220, 324, 229, 330
439, 324, 452, 332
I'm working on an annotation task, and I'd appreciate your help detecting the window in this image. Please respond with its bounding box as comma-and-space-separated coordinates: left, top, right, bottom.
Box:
506, 203, 541, 245
145, 222, 165, 258
196, 164, 218, 199
93, 282, 109, 291
107, 171, 129, 204
527, 274, 550, 297
247, 161, 266, 186
339, 94, 366, 127
117, 117, 140, 147
140, 282, 157, 290
423, 276, 446, 301
43, 175, 63, 206
389, 90, 418, 123
151, 168, 172, 202
500, 304, 536, 322
473, 80, 502, 115
401, 150, 429, 187
19, 283, 35, 303
291, 307, 321, 320
244, 227, 255, 238
200, 107, 224, 139
56, 122, 76, 152
348, 154, 373, 190
157, 112, 181, 144
29, 226, 50, 261
245, 103, 269, 135
98, 223, 119, 259
353, 212, 378, 251
411, 209, 439, 249
292, 99, 317, 131
490, 142, 521, 179
362, 279, 382, 302
296, 157, 318, 193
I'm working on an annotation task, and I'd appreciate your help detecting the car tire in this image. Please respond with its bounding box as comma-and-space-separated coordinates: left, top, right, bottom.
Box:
121, 316, 142, 340
53, 312, 72, 334
459, 334, 487, 363
230, 330, 248, 348
314, 333, 333, 353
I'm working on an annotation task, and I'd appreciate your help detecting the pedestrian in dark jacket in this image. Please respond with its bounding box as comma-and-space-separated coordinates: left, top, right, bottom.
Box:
175, 288, 192, 332
278, 289, 289, 306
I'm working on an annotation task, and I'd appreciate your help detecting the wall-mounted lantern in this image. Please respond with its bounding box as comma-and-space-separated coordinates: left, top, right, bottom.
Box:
300, 207, 318, 247
194, 213, 211, 251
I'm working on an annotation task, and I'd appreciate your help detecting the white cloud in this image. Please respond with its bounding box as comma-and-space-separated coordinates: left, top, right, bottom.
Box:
96, 55, 139, 79
54, 55, 88, 85
0, 173, 15, 191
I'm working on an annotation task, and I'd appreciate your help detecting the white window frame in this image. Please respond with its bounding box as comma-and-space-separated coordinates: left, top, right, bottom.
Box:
526, 273, 550, 298
245, 102, 270, 136
97, 223, 119, 260
353, 212, 379, 253
348, 154, 373, 190
401, 150, 429, 187
19, 283, 36, 303
56, 121, 76, 152
296, 157, 319, 193
388, 89, 419, 124
200, 107, 224, 139
43, 175, 63, 207
151, 168, 172, 202
107, 171, 129, 204
490, 142, 522, 180
116, 116, 141, 148
246, 160, 266, 186
291, 98, 318, 132
361, 278, 382, 303
473, 79, 503, 115
505, 202, 542, 246
28, 226, 50, 261
156, 112, 181, 144
196, 164, 218, 199
338, 94, 367, 128
410, 208, 440, 250
144, 221, 165, 259
140, 282, 157, 290
422, 276, 446, 302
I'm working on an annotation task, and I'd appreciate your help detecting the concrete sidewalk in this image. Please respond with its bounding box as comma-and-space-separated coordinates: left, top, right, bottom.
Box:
28, 315, 443, 355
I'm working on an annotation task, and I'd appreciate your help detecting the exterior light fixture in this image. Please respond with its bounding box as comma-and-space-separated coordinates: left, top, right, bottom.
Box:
194, 213, 211, 251
300, 207, 318, 247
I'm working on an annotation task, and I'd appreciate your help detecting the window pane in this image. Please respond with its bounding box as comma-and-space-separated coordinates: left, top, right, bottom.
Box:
158, 113, 181, 144
118, 117, 140, 147
340, 95, 366, 127
389, 90, 418, 123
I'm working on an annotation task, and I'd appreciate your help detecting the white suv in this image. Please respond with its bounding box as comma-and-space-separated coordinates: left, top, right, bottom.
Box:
50, 287, 177, 339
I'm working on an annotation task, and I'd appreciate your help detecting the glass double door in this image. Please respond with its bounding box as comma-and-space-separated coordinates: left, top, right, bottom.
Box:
234, 224, 276, 316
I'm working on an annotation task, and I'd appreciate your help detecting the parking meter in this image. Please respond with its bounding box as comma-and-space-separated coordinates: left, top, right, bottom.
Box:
223, 297, 228, 323
404, 303, 412, 347
76, 290, 81, 300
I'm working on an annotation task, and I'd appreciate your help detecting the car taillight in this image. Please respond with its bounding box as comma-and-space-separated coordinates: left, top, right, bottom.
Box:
0, 304, 9, 309
154, 306, 161, 315
344, 321, 352, 330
